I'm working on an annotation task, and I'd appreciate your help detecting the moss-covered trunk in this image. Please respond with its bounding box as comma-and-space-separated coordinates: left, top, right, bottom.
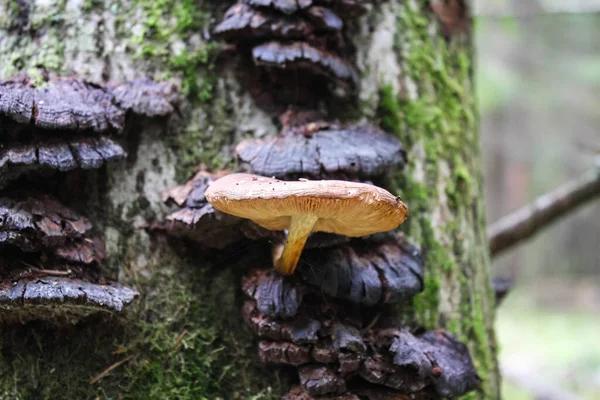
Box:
0, 0, 499, 399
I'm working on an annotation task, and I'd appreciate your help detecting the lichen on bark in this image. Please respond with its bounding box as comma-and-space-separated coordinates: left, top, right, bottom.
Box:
0, 0, 499, 399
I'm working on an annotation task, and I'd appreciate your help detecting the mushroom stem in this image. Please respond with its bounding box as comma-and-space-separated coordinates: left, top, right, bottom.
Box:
274, 214, 319, 275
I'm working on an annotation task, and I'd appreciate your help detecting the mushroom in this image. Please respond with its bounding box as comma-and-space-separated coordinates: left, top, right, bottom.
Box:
214, 3, 332, 42
205, 173, 408, 275
236, 122, 406, 180
243, 0, 367, 19
213, 1, 364, 108
152, 169, 249, 249
0, 276, 138, 324
298, 233, 423, 306
0, 74, 178, 132
0, 137, 126, 189
0, 193, 137, 323
0, 74, 179, 188
0, 194, 105, 264
252, 41, 359, 89
242, 267, 480, 398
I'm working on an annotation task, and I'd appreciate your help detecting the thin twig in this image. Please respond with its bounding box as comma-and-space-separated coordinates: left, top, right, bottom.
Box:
173, 329, 188, 352
31, 268, 72, 276
19, 261, 73, 276
89, 356, 133, 384
489, 161, 600, 257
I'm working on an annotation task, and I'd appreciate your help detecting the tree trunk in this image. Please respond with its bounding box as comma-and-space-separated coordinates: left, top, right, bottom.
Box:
0, 0, 499, 399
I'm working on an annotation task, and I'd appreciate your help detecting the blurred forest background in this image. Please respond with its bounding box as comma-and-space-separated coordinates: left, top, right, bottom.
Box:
474, 1, 600, 399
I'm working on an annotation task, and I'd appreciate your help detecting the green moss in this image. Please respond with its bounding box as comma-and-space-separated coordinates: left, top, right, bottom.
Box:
117, 0, 229, 181
82, 0, 103, 12
120, 255, 284, 400
29, 0, 66, 31
127, 0, 218, 102
0, 1, 22, 30
0, 248, 286, 400
26, 68, 48, 88
377, 85, 403, 139
375, 1, 498, 398
0, 2, 67, 75
168, 45, 219, 102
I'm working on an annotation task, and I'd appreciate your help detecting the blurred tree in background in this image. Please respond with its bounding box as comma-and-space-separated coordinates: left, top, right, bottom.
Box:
475, 1, 600, 398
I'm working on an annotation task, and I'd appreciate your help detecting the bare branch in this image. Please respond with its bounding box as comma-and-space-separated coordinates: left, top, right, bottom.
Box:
489, 159, 600, 257
474, 2, 600, 18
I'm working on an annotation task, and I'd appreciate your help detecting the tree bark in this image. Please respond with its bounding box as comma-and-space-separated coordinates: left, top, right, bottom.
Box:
0, 0, 499, 399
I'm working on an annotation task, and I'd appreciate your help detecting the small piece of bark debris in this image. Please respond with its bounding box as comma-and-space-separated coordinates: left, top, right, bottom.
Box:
278, 109, 330, 136
418, 330, 482, 397
331, 322, 366, 353
299, 365, 347, 396
53, 237, 106, 265
368, 329, 481, 397
259, 340, 312, 365
236, 123, 405, 180
243, 268, 304, 318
